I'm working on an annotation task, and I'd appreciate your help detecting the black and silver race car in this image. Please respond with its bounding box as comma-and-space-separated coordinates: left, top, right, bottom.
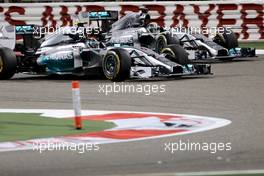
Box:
0, 23, 211, 81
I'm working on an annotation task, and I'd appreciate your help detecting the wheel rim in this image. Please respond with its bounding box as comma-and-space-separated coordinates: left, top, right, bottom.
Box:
214, 34, 226, 46
104, 54, 117, 77
0, 56, 3, 73
162, 48, 176, 59
157, 36, 167, 53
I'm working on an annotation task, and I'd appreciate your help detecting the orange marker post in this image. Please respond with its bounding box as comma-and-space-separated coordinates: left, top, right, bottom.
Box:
72, 81, 82, 130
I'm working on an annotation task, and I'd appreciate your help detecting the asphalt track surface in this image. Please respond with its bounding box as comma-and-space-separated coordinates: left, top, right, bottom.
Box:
0, 57, 264, 176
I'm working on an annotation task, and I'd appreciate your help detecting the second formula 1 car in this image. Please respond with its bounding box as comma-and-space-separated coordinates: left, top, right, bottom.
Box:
93, 9, 255, 62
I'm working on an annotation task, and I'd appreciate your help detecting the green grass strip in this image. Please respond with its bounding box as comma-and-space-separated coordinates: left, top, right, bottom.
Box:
239, 42, 264, 49
0, 113, 115, 142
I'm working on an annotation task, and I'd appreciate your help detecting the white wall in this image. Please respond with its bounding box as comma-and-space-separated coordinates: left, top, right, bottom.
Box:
0, 1, 263, 40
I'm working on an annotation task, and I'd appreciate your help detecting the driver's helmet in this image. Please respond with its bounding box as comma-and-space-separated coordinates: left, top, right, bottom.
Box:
87, 38, 99, 48
146, 22, 159, 34
139, 13, 151, 27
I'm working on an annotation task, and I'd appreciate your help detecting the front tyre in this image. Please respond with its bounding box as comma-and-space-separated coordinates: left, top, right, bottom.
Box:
156, 33, 180, 53
0, 47, 17, 80
161, 45, 190, 65
103, 48, 131, 81
213, 27, 238, 50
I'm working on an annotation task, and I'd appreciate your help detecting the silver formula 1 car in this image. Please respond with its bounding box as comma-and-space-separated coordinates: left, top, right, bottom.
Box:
94, 9, 255, 62
0, 24, 211, 81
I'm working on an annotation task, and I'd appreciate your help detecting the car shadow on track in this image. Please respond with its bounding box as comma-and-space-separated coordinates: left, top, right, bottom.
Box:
11, 74, 104, 81
9, 73, 214, 83
214, 57, 261, 64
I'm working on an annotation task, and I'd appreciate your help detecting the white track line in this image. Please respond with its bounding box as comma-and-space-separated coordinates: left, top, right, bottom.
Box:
256, 49, 264, 55
113, 169, 264, 176
174, 169, 264, 175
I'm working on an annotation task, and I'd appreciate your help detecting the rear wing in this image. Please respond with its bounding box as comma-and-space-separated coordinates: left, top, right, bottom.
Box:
78, 11, 119, 33
15, 25, 36, 35
88, 11, 119, 21
15, 25, 43, 51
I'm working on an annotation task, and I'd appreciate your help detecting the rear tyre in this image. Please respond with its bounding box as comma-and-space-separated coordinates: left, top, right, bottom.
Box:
103, 48, 131, 81
156, 33, 180, 53
161, 44, 190, 65
213, 27, 238, 50
0, 47, 17, 80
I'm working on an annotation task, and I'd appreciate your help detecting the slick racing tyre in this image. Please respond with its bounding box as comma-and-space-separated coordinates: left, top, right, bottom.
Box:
161, 44, 190, 65
213, 27, 238, 50
0, 47, 17, 79
103, 48, 131, 81
156, 33, 180, 53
